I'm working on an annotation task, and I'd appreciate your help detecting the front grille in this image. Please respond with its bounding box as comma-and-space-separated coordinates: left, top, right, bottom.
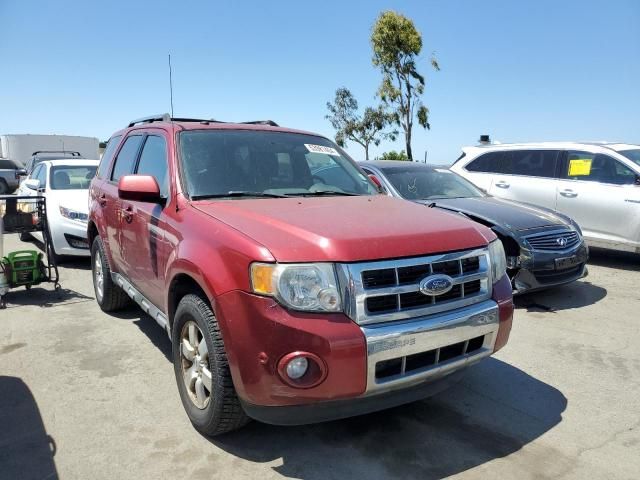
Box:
338, 248, 492, 325
525, 229, 580, 251
375, 334, 486, 380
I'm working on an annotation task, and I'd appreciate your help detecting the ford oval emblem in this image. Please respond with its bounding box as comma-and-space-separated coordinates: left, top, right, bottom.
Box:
419, 274, 454, 296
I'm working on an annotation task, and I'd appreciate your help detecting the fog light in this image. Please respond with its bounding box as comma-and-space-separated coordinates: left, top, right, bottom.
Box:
285, 356, 308, 380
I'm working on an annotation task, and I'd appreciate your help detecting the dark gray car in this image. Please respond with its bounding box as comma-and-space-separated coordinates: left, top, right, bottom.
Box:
355, 161, 588, 294
0, 158, 27, 194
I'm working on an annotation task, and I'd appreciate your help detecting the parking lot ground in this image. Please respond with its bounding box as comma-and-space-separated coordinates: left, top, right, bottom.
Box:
1, 233, 639, 480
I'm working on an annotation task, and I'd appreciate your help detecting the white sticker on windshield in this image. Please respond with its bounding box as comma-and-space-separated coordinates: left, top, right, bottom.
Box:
305, 144, 339, 156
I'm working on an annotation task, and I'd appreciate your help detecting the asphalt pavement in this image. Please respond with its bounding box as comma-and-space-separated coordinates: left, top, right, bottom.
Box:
1, 232, 638, 480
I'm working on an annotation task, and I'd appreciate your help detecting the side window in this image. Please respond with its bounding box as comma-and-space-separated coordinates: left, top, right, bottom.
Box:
466, 152, 505, 173
566, 151, 636, 185
30, 165, 41, 181
0, 159, 15, 169
111, 135, 143, 183
509, 150, 558, 178
97, 135, 122, 179
135, 135, 169, 197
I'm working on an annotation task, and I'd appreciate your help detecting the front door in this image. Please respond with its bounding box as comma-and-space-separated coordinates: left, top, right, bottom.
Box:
118, 132, 171, 309
555, 151, 640, 249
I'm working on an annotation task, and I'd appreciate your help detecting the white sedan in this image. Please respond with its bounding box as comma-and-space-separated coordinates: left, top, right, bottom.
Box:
17, 159, 99, 260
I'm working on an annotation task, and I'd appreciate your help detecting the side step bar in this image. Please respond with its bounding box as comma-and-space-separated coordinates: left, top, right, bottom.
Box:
111, 273, 170, 337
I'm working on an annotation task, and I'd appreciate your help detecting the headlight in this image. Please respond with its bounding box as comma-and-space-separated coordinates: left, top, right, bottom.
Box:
59, 206, 88, 223
251, 263, 342, 312
488, 239, 507, 283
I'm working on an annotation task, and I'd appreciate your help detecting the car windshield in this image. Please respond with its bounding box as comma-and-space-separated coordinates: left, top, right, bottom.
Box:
381, 166, 485, 200
50, 165, 97, 190
179, 130, 376, 198
619, 149, 640, 167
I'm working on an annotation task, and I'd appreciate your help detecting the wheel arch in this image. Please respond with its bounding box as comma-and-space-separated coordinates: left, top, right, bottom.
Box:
167, 272, 212, 330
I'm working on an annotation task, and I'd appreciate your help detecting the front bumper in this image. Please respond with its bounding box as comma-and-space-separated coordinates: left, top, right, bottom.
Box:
214, 275, 513, 424
511, 241, 589, 294
51, 217, 90, 257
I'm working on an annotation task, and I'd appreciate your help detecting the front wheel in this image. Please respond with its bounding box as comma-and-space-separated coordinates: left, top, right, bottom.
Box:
172, 294, 249, 436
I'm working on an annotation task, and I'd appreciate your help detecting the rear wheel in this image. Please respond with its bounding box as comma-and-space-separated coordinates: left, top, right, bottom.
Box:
0, 180, 8, 195
172, 294, 249, 436
91, 236, 130, 311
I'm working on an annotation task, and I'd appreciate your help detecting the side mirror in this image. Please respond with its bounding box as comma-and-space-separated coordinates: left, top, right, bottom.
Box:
368, 174, 386, 194
24, 179, 40, 191
118, 175, 162, 203
15, 168, 27, 177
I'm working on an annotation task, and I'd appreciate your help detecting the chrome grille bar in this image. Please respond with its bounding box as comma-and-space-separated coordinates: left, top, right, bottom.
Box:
336, 247, 492, 325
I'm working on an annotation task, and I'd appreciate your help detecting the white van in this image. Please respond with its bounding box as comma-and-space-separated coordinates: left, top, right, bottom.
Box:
451, 142, 640, 253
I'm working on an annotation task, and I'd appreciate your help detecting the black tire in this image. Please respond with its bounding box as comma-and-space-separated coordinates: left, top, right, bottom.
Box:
91, 236, 130, 311
0, 180, 8, 195
46, 230, 63, 265
172, 294, 249, 436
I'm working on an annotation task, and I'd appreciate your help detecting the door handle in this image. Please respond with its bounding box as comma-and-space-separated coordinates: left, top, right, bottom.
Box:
494, 181, 510, 188
121, 206, 133, 223
560, 189, 578, 198
98, 194, 107, 207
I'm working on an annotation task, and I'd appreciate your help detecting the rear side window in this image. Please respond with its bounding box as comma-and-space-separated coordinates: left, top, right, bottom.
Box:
0, 159, 19, 169
135, 135, 169, 197
111, 135, 143, 183
97, 135, 122, 179
466, 151, 506, 173
508, 150, 558, 178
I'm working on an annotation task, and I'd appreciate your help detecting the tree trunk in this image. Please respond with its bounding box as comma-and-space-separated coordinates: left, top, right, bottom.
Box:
405, 128, 413, 161
364, 144, 369, 161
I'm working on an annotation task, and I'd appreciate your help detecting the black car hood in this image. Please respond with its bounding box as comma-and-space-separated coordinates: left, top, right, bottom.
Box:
416, 196, 568, 232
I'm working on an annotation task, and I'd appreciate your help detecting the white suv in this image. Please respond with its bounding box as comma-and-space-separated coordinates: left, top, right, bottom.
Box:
451, 142, 640, 253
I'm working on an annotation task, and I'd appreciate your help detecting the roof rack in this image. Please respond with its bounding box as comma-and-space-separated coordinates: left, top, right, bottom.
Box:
241, 120, 279, 127
127, 114, 279, 128
32, 150, 82, 157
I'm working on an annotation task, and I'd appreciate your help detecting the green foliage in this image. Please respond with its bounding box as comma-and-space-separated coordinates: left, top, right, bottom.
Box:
325, 87, 397, 160
378, 150, 409, 161
371, 11, 440, 159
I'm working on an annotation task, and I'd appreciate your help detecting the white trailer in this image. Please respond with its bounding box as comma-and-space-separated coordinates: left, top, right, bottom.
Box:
0, 134, 100, 166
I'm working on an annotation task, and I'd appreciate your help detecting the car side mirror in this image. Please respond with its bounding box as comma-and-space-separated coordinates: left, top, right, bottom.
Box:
368, 174, 386, 194
16, 168, 27, 177
24, 179, 40, 190
118, 175, 162, 203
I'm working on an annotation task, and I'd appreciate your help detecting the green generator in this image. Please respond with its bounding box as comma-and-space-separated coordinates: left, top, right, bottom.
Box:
1, 250, 44, 288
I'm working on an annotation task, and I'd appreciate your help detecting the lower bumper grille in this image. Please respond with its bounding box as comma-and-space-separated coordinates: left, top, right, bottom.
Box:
376, 334, 486, 380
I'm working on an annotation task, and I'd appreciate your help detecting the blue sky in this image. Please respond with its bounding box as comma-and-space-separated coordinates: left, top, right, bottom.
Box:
0, 0, 638, 164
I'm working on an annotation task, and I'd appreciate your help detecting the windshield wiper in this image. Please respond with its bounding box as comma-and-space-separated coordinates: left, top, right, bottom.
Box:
288, 191, 361, 197
192, 191, 287, 200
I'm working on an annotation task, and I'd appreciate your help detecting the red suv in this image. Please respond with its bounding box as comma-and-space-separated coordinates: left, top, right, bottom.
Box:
88, 114, 513, 435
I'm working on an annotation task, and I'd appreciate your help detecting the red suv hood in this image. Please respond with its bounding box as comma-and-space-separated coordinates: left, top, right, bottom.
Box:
192, 196, 495, 262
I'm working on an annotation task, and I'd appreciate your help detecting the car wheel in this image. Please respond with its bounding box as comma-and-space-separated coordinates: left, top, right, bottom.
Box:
0, 180, 8, 195
172, 293, 249, 436
91, 236, 130, 311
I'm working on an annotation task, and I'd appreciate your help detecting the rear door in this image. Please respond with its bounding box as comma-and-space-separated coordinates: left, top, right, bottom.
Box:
488, 149, 560, 210
119, 132, 171, 308
555, 151, 640, 248
103, 134, 144, 273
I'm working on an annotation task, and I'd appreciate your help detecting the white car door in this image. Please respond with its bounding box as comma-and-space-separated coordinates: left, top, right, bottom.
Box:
488, 149, 560, 210
555, 151, 640, 250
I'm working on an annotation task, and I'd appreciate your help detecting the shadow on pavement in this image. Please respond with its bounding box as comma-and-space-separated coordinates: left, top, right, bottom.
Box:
1, 286, 93, 309
515, 279, 606, 313
208, 358, 566, 480
0, 376, 58, 480
110, 306, 173, 362
587, 247, 639, 272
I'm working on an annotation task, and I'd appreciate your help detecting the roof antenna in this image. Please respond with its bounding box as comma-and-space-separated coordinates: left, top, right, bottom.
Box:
168, 54, 175, 118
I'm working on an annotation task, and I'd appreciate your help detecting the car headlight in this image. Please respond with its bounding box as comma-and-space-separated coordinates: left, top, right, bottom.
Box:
59, 206, 88, 223
488, 239, 507, 283
251, 263, 342, 312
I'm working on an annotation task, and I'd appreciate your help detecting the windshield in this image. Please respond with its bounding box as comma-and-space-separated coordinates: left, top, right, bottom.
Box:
50, 165, 96, 190
179, 130, 376, 198
381, 167, 485, 200
619, 149, 640, 167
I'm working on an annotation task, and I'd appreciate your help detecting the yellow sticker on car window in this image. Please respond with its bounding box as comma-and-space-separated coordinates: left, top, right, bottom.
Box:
568, 159, 592, 176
